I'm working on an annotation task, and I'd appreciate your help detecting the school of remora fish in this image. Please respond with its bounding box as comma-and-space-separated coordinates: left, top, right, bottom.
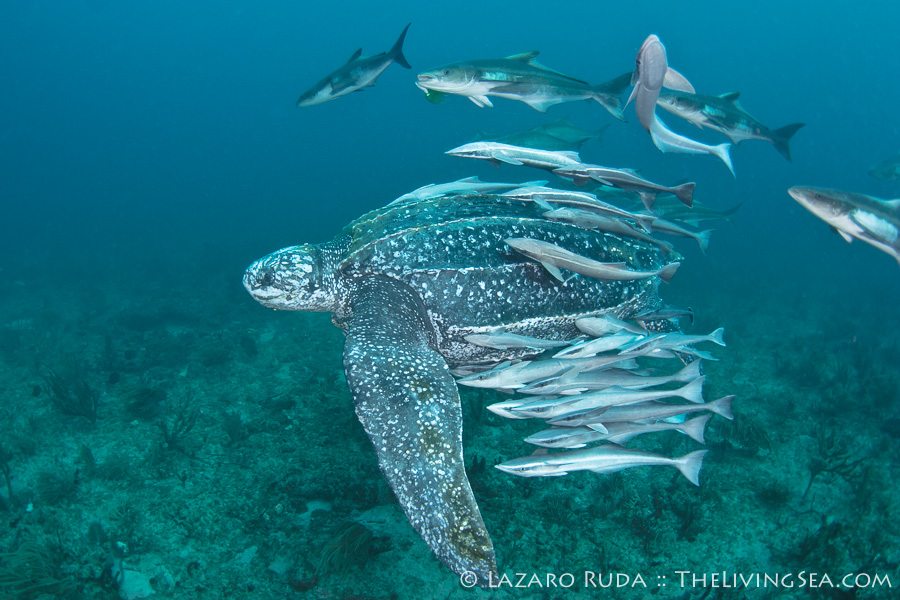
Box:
286, 24, 900, 583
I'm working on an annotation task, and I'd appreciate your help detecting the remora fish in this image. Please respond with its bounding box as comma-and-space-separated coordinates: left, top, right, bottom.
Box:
475, 118, 609, 151
511, 377, 705, 420
446, 142, 583, 172
502, 187, 656, 230
657, 91, 804, 161
626, 35, 734, 175
459, 354, 637, 390
495, 445, 709, 486
521, 359, 702, 395
525, 414, 712, 448
543, 208, 676, 255
575, 314, 646, 337
297, 24, 411, 106
505, 237, 680, 283
639, 196, 742, 227
534, 118, 610, 146
868, 151, 900, 181
553, 163, 695, 210
548, 395, 735, 427
788, 186, 900, 266
465, 331, 575, 350
552, 332, 642, 360
390, 177, 548, 205
416, 52, 631, 119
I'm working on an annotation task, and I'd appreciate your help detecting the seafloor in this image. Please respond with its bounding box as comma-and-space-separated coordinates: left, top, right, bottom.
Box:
0, 234, 898, 600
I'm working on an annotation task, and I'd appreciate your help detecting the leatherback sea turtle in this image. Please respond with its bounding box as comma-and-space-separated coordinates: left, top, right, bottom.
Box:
243, 190, 675, 583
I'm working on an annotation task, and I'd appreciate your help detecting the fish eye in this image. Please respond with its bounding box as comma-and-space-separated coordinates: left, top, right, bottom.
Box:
443, 69, 450, 76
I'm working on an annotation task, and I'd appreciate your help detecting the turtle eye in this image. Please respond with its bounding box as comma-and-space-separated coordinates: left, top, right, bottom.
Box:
259, 271, 275, 286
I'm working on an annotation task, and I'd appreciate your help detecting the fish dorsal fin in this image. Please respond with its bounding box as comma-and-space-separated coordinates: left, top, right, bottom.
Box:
663, 68, 695, 93
345, 48, 363, 64
558, 150, 582, 162
719, 92, 741, 103
882, 198, 900, 210
506, 51, 541, 62
530, 448, 549, 456
506, 51, 590, 85
456, 175, 482, 183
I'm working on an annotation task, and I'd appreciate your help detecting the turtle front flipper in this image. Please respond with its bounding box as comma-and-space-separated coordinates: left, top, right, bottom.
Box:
342, 276, 497, 585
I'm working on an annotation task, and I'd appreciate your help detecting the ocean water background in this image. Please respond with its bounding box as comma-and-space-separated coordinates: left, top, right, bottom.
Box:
2, 0, 900, 598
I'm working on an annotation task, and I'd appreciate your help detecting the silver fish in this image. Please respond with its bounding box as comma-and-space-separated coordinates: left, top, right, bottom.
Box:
416, 52, 630, 119
495, 446, 708, 486
511, 377, 706, 419
465, 331, 575, 350
459, 354, 637, 390
553, 163, 695, 210
543, 208, 676, 255
446, 142, 583, 172
297, 24, 411, 106
619, 327, 725, 356
626, 35, 733, 175
390, 177, 548, 205
504, 237, 680, 283
552, 332, 641, 359
521, 359, 702, 395
502, 187, 655, 229
549, 395, 734, 427
657, 91, 804, 161
575, 314, 647, 337
525, 414, 712, 448
788, 186, 900, 267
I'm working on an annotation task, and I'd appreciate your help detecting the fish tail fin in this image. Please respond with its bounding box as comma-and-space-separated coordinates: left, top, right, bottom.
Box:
771, 123, 805, 162
390, 23, 412, 69
657, 261, 680, 284
710, 327, 726, 347
592, 72, 631, 121
678, 375, 705, 404
714, 142, 735, 177
591, 92, 625, 121
675, 450, 708, 486
696, 229, 713, 254
710, 395, 735, 420
679, 414, 712, 444
638, 191, 656, 212
674, 359, 703, 384
673, 182, 695, 207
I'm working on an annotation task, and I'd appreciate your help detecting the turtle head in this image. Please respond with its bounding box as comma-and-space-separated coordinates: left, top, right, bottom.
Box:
243, 244, 336, 312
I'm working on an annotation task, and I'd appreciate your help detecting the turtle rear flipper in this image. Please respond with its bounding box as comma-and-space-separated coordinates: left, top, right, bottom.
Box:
343, 276, 498, 585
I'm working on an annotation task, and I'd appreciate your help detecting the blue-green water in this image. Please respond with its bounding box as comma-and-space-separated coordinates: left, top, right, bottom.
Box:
2, 1, 899, 598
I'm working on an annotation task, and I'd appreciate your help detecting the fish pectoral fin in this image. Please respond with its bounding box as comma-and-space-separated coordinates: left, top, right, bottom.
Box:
344, 277, 497, 586
663, 67, 695, 94
832, 227, 854, 243
469, 95, 494, 108
624, 83, 639, 109
491, 153, 524, 166
522, 98, 562, 113
541, 262, 566, 282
